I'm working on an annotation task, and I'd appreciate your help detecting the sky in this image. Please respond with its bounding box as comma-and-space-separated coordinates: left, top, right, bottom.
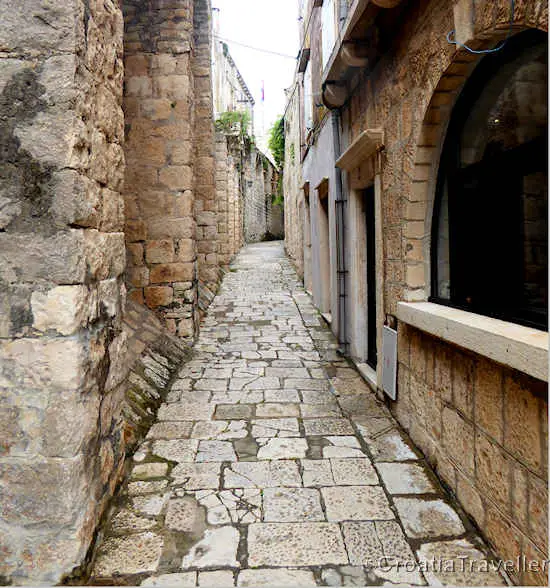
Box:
212, 0, 300, 151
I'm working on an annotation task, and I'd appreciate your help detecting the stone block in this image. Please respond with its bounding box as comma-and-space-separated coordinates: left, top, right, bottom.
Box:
322, 485, 394, 521
175, 190, 194, 217
141, 99, 173, 120
100, 187, 125, 232
452, 351, 475, 419
0, 231, 87, 285
136, 136, 168, 166
144, 286, 174, 309
146, 240, 175, 264
154, 75, 190, 100
171, 142, 192, 165
527, 473, 548, 552
0, 1, 78, 54
49, 170, 99, 229
84, 230, 126, 280
0, 457, 88, 527
0, 337, 85, 391
177, 319, 194, 338
31, 285, 91, 336
238, 569, 316, 587
93, 532, 163, 577
125, 54, 149, 77
181, 526, 239, 569
127, 243, 144, 267
126, 76, 153, 97
442, 407, 474, 476
456, 470, 485, 529
417, 539, 506, 586
125, 219, 147, 242
434, 343, 452, 402
394, 498, 465, 539
503, 373, 544, 473
196, 211, 217, 226
248, 523, 348, 567
127, 289, 144, 304
176, 239, 195, 262
159, 165, 193, 191
485, 507, 522, 564
263, 487, 324, 522
150, 263, 194, 284
376, 462, 435, 494
127, 266, 149, 288
511, 463, 528, 531
475, 431, 511, 512
475, 358, 503, 442
147, 218, 194, 240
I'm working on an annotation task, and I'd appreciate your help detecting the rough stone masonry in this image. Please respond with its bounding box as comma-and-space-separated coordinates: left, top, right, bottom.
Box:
0, 0, 128, 583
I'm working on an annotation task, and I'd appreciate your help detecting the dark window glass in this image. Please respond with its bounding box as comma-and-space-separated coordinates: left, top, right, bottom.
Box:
432, 30, 548, 330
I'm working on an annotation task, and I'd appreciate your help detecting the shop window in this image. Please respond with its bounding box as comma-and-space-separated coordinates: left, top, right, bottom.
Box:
432, 30, 548, 330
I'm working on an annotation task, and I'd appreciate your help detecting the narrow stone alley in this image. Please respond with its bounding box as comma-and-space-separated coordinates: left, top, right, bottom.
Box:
89, 242, 507, 587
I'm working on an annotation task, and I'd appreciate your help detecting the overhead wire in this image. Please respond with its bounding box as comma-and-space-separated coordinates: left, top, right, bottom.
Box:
214, 34, 298, 60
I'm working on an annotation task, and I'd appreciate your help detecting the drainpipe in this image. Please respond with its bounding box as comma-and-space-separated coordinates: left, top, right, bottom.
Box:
332, 110, 349, 355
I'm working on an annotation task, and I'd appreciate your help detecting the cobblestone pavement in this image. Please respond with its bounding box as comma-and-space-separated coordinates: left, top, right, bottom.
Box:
90, 242, 508, 587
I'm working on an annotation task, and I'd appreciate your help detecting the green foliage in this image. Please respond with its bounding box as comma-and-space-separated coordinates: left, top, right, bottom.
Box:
268, 116, 285, 168
289, 143, 295, 164
272, 175, 284, 205
215, 110, 252, 141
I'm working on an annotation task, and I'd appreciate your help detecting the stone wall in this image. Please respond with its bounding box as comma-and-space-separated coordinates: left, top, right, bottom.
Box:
243, 151, 267, 243
123, 0, 198, 340
396, 324, 548, 586
215, 133, 244, 267
0, 0, 128, 582
193, 0, 222, 315
216, 132, 280, 251
243, 150, 282, 244
283, 81, 304, 277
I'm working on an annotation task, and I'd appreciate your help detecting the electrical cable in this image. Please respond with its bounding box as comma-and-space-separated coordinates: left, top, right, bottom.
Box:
214, 34, 297, 59
446, 0, 515, 54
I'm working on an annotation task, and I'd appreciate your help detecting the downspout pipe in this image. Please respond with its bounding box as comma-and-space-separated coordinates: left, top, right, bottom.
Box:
332, 109, 349, 355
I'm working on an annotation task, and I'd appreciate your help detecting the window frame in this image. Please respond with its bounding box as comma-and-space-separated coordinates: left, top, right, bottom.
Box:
430, 29, 548, 332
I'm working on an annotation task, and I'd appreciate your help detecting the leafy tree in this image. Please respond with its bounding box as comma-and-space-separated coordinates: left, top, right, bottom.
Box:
268, 116, 285, 168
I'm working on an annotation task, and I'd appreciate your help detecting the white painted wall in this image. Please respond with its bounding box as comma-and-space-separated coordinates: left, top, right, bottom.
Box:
302, 114, 339, 335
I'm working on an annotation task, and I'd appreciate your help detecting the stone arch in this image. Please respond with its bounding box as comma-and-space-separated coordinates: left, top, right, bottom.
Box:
403, 3, 548, 302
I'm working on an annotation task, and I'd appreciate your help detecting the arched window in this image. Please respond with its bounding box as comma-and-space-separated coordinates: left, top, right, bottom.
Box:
431, 30, 548, 330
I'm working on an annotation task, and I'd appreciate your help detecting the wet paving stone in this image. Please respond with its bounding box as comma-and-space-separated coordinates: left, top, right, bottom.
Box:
89, 242, 506, 586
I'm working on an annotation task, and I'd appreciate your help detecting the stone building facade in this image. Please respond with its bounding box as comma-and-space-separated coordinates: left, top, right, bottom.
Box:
0, 0, 271, 583
284, 0, 548, 584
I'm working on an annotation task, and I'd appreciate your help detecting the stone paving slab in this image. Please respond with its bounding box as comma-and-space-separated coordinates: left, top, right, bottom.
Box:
89, 242, 507, 587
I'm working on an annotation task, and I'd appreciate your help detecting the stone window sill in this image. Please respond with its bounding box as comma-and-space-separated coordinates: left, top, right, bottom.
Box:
396, 302, 548, 382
